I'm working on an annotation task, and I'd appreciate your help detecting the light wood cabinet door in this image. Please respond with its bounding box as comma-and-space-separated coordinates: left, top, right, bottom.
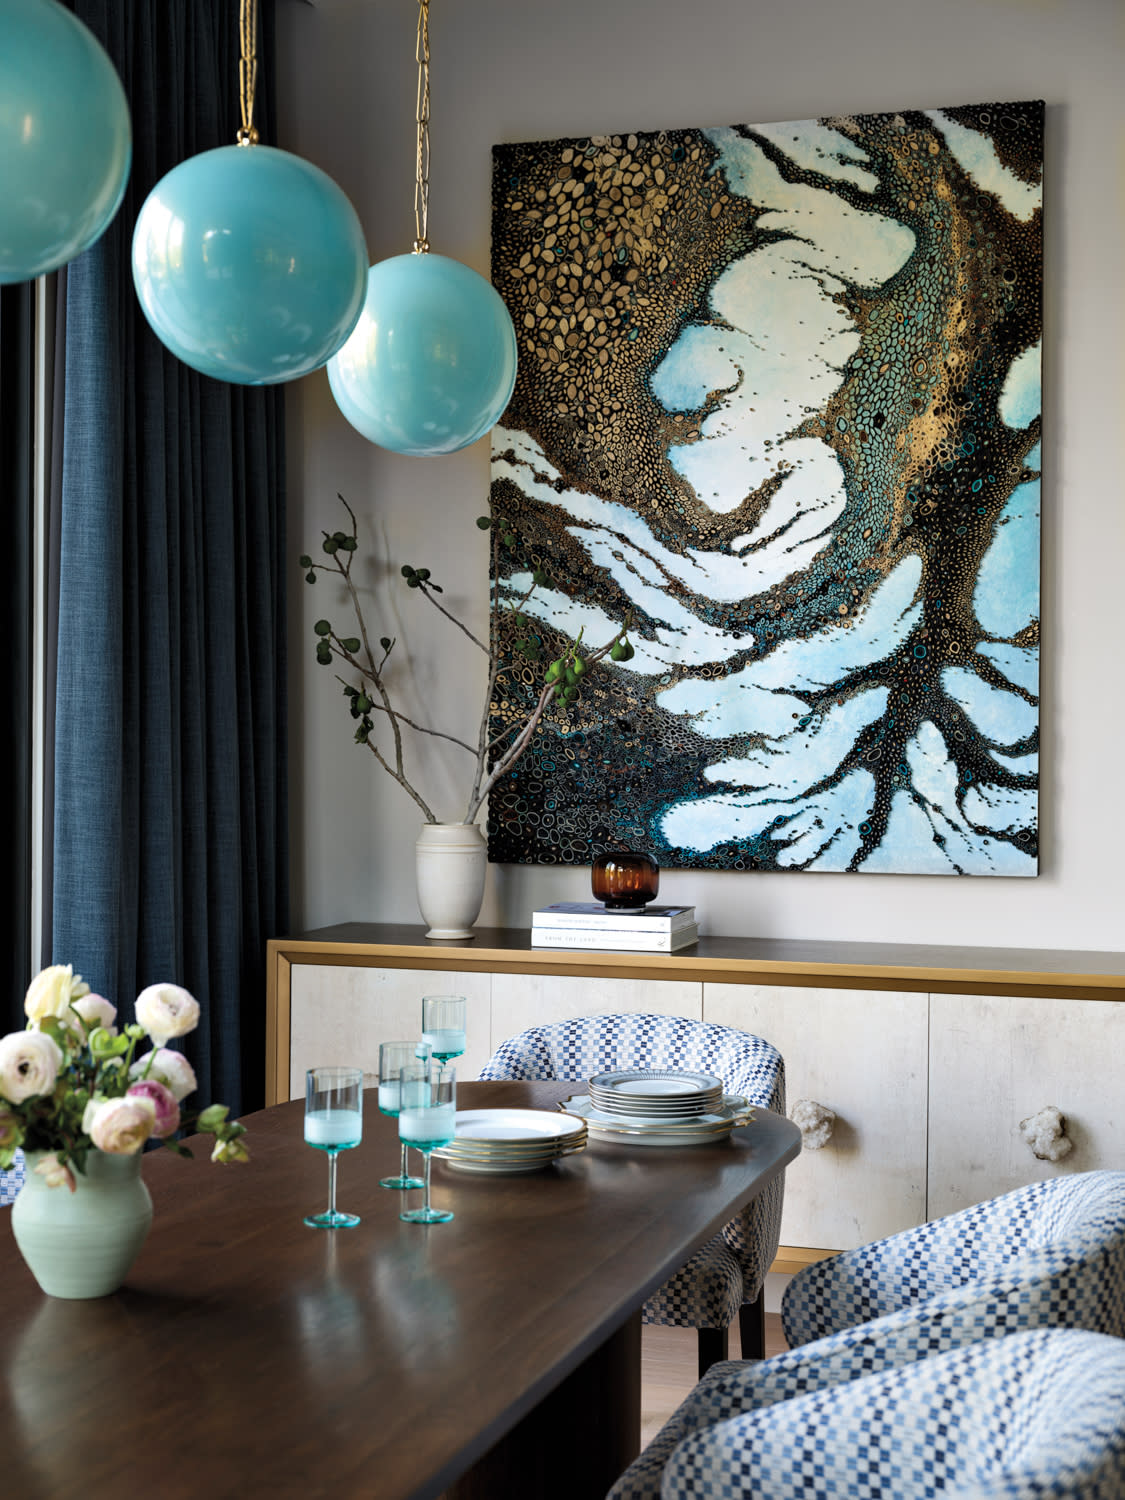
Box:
704, 984, 928, 1250
489, 974, 701, 1059
288, 965, 492, 1101
928, 992, 1125, 1219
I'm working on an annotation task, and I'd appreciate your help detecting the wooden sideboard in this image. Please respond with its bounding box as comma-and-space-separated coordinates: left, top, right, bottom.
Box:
266, 925, 1125, 1266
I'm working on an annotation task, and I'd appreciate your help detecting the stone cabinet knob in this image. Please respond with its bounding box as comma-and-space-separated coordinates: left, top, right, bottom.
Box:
1018, 1105, 1074, 1162
791, 1098, 836, 1149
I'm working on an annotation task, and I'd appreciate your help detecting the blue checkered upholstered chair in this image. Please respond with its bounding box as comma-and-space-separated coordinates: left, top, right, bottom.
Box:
1, 1148, 26, 1208
479, 1013, 785, 1375
782, 1170, 1125, 1349
649, 1327, 1125, 1499
610, 1229, 1125, 1500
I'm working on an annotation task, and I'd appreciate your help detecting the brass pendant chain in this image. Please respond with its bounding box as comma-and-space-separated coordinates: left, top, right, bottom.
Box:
413, 0, 431, 252
237, 0, 260, 146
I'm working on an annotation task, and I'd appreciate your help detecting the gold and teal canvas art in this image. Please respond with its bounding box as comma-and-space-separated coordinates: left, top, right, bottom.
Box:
488, 101, 1042, 875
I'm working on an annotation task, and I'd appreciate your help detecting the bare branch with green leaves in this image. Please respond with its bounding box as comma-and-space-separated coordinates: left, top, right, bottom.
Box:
301, 496, 634, 828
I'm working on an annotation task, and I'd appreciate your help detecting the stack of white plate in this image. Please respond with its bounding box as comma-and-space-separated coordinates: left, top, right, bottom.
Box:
560, 1070, 754, 1147
432, 1108, 588, 1175
587, 1069, 725, 1118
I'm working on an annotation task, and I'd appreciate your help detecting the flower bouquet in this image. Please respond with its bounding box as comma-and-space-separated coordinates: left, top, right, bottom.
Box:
0, 964, 248, 1190
1, 965, 249, 1299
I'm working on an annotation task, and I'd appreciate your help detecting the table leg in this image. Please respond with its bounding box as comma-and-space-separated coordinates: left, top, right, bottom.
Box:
446, 1309, 642, 1500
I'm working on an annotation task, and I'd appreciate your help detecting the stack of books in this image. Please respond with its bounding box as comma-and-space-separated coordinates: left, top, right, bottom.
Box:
530, 902, 699, 953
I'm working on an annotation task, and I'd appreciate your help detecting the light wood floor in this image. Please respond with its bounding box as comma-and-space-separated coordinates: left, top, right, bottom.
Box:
641, 1312, 788, 1448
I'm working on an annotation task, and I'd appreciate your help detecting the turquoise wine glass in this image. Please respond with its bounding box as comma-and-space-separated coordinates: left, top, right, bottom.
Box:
303, 1066, 363, 1228
421, 995, 466, 1068
398, 1061, 456, 1225
377, 1040, 425, 1190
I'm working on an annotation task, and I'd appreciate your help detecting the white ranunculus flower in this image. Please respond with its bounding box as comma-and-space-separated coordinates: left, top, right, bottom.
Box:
130, 1047, 197, 1103
69, 993, 118, 1036
134, 983, 200, 1048
0, 1030, 64, 1103
88, 1095, 156, 1155
24, 964, 90, 1024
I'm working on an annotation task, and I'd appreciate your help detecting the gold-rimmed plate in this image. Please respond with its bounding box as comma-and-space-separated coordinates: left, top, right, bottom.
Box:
588, 1068, 724, 1099
432, 1108, 588, 1174
560, 1093, 754, 1147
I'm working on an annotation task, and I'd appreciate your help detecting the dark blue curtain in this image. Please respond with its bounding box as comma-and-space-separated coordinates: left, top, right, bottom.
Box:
52, 1, 288, 1115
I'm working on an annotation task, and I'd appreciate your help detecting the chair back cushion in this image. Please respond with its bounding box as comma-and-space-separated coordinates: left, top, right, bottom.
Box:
662, 1328, 1125, 1499
481, 1012, 783, 1105
783, 1170, 1125, 1346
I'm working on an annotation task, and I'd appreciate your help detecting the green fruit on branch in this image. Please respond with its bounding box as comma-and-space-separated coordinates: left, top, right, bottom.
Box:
304, 495, 629, 829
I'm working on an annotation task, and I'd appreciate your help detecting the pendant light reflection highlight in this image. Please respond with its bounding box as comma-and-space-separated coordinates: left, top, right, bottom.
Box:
326, 0, 518, 455
131, 146, 368, 386
0, 0, 131, 284
328, 253, 517, 455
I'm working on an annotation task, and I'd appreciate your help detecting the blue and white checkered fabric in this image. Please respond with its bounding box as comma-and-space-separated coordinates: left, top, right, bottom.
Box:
480, 1014, 785, 1330
610, 1246, 1125, 1500
782, 1170, 1125, 1348
658, 1328, 1125, 1499
1, 1148, 26, 1208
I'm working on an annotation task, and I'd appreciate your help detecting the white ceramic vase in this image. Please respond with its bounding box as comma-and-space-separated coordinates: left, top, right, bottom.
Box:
415, 822, 487, 939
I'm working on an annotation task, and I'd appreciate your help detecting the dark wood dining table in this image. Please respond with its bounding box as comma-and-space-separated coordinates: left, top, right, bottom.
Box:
0, 1080, 800, 1500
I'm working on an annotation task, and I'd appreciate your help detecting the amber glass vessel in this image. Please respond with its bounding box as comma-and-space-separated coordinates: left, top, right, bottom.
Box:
591, 849, 660, 911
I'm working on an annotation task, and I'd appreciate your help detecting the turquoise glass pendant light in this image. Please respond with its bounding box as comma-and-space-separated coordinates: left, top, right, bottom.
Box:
326, 0, 518, 455
130, 0, 367, 386
0, 0, 131, 284
131, 144, 368, 386
327, 253, 518, 455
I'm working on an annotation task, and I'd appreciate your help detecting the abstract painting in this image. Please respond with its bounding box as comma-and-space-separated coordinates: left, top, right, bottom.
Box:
488, 101, 1042, 874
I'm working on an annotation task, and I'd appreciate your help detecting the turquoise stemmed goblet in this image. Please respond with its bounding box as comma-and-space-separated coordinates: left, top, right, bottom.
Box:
303, 1066, 363, 1228
421, 995, 466, 1067
398, 1061, 456, 1225
377, 1041, 426, 1190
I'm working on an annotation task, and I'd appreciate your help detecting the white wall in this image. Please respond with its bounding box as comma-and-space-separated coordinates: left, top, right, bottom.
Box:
276, 0, 1123, 949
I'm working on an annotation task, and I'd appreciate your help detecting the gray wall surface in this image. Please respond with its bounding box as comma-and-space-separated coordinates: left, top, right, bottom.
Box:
276, 0, 1123, 948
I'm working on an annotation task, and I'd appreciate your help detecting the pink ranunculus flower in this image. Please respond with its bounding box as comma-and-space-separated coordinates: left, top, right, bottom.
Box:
126, 1079, 180, 1138
134, 983, 200, 1048
88, 1095, 157, 1155
34, 1152, 76, 1192
24, 963, 90, 1024
0, 1029, 64, 1103
69, 993, 118, 1036
130, 1047, 197, 1103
